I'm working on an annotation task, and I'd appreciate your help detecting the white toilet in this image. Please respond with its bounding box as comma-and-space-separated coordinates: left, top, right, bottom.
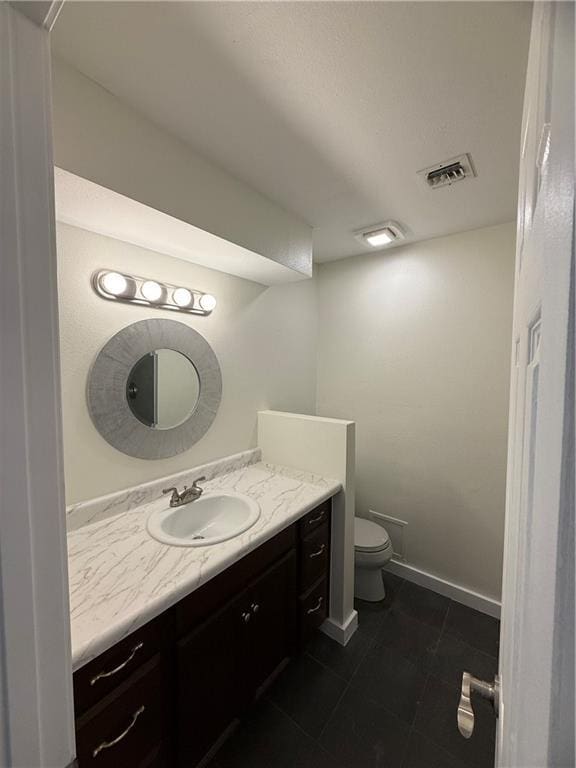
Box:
354, 517, 393, 602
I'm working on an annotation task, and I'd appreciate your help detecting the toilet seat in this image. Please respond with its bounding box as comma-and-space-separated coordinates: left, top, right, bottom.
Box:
354, 518, 391, 553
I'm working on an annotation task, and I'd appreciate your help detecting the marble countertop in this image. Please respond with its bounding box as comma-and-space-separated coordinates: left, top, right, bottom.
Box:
67, 452, 340, 671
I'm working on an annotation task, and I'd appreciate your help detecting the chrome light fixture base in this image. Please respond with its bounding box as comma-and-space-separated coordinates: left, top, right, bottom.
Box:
93, 270, 216, 316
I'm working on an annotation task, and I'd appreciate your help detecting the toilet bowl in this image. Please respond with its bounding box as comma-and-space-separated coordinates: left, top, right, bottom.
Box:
354, 517, 393, 602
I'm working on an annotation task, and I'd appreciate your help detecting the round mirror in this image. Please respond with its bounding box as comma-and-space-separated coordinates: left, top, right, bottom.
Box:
126, 349, 200, 430
88, 319, 222, 459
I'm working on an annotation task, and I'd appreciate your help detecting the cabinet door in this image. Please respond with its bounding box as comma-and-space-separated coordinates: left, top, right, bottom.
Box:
176, 594, 245, 767
243, 549, 297, 703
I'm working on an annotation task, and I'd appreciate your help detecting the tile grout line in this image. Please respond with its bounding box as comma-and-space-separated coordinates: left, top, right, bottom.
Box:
265, 696, 330, 747
266, 695, 365, 766
267, 693, 347, 766
434, 597, 452, 652
315, 647, 366, 742
302, 650, 349, 683
399, 594, 442, 768
316, 589, 404, 743
315, 596, 397, 743
313, 584, 453, 748
399, 671, 433, 768
267, 613, 390, 749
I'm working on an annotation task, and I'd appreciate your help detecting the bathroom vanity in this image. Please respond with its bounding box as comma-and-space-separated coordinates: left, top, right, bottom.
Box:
65, 317, 353, 766
66, 453, 337, 767
73, 500, 330, 767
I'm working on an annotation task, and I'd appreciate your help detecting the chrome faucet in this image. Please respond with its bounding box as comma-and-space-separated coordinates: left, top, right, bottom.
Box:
163, 477, 206, 507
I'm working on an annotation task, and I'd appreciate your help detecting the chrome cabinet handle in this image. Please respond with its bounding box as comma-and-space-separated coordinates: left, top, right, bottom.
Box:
250, 602, 260, 614
92, 705, 145, 757
241, 610, 251, 623
457, 672, 500, 739
90, 642, 144, 686
307, 511, 325, 525
307, 597, 324, 615
309, 543, 326, 559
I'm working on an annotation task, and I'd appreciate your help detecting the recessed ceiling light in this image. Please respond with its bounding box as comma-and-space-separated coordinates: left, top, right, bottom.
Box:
365, 228, 395, 247
354, 221, 406, 249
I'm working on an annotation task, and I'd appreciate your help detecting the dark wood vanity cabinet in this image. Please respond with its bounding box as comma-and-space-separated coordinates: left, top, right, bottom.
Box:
177, 550, 297, 767
73, 500, 332, 768
75, 655, 170, 768
176, 593, 243, 767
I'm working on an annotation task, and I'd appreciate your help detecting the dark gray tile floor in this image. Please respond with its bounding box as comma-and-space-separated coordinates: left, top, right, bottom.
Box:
210, 573, 500, 768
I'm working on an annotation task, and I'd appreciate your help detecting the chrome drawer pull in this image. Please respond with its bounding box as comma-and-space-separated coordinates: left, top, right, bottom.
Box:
92, 705, 145, 757
308, 511, 324, 525
90, 642, 144, 686
309, 544, 326, 559
307, 597, 324, 615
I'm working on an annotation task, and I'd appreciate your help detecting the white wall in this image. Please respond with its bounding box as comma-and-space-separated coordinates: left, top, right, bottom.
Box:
51, 58, 312, 276
57, 223, 317, 504
316, 223, 515, 601
58, 219, 515, 601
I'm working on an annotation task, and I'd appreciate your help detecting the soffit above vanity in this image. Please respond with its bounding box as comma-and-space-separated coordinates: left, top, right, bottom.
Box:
54, 168, 310, 286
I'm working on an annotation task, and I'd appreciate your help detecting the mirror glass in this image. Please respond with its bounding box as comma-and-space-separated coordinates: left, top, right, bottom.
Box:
126, 349, 200, 429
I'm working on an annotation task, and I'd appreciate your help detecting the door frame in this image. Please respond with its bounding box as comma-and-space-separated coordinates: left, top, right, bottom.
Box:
0, 3, 75, 766
498, 2, 574, 766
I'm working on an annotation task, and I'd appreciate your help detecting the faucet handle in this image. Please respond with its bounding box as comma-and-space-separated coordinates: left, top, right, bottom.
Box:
192, 476, 206, 488
162, 487, 179, 497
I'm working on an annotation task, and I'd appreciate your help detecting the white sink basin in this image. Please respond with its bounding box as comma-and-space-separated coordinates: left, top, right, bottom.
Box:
147, 492, 260, 547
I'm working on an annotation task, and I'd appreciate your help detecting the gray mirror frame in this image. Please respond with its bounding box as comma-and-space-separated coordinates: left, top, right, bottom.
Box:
87, 318, 222, 459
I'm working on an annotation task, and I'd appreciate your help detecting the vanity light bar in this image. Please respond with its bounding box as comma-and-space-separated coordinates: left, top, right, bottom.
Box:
92, 270, 216, 316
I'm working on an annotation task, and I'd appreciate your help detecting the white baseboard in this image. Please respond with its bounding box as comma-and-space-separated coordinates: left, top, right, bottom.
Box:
386, 560, 501, 619
321, 609, 359, 646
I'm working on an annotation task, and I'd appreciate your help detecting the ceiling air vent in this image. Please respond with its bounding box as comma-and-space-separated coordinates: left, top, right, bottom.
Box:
418, 153, 476, 190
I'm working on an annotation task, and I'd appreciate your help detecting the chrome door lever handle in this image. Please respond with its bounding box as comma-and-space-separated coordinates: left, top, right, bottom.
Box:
457, 672, 475, 738
457, 671, 500, 739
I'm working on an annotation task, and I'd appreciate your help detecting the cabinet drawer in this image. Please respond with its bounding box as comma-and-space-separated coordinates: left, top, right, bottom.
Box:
298, 500, 330, 538
76, 655, 168, 768
74, 613, 170, 716
300, 522, 330, 592
299, 577, 328, 645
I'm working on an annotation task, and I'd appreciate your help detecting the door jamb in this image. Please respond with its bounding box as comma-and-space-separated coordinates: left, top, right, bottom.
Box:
0, 4, 75, 766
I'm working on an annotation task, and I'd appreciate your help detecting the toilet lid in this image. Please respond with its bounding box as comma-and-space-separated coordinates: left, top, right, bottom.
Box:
354, 518, 391, 553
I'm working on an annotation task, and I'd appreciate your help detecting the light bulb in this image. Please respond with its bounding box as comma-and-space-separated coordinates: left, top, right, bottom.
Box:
141, 280, 164, 302
199, 293, 217, 312
364, 228, 394, 247
173, 287, 193, 307
100, 271, 128, 296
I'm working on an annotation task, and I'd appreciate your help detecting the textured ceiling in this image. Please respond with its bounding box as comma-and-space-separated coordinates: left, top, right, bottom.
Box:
52, 1, 532, 262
